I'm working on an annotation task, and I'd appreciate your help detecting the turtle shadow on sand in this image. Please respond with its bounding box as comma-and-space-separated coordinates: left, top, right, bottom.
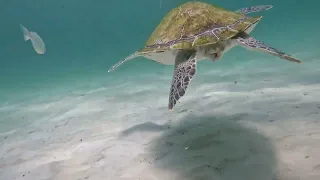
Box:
118, 122, 168, 138
143, 113, 278, 180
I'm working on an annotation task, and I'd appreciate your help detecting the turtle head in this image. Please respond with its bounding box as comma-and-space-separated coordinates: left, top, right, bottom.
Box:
197, 44, 224, 61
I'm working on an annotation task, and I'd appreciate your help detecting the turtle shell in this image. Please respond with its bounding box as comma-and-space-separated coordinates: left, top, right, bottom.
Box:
137, 2, 262, 54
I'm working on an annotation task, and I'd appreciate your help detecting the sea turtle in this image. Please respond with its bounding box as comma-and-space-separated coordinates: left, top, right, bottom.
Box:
108, 2, 302, 110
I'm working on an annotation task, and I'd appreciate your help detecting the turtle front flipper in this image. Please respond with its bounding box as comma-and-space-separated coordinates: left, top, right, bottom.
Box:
108, 52, 140, 72
168, 50, 197, 110
235, 5, 273, 15
235, 33, 302, 63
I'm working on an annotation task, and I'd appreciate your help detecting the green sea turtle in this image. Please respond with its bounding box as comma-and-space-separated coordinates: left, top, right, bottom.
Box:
108, 2, 302, 110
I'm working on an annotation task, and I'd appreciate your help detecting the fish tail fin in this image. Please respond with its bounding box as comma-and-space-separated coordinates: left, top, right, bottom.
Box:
20, 24, 30, 41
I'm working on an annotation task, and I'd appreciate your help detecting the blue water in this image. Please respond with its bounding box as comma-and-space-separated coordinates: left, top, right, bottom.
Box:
1, 1, 320, 179
1, 0, 319, 103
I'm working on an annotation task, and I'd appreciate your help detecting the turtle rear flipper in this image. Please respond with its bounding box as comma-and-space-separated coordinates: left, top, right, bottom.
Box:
168, 50, 197, 110
235, 5, 273, 14
235, 33, 302, 63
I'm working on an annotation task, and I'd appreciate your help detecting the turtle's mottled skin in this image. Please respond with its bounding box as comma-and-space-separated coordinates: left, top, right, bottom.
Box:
108, 2, 302, 110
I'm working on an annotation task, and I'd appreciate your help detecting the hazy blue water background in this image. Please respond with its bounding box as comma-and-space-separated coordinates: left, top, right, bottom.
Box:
1, 0, 319, 104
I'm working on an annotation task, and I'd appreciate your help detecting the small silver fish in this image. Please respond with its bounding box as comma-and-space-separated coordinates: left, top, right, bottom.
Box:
20, 24, 46, 54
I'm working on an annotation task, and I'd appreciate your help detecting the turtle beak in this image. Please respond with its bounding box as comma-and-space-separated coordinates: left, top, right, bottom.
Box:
211, 52, 222, 61
210, 53, 219, 61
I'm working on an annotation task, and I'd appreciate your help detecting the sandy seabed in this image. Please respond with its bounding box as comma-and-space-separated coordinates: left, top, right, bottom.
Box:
1, 57, 320, 180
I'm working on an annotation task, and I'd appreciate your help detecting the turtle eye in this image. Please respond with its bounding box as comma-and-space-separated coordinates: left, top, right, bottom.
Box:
211, 53, 218, 58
